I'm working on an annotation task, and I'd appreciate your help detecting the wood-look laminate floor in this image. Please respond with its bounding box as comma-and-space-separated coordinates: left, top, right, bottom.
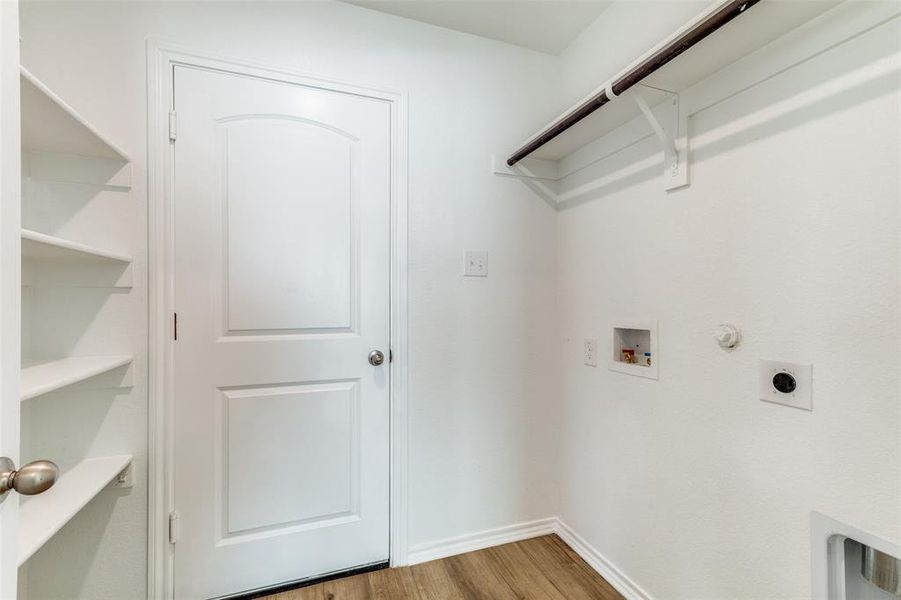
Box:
264, 535, 625, 600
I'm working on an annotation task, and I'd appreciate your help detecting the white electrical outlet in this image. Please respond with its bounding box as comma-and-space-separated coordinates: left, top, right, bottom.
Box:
464, 250, 488, 277
759, 360, 812, 411
584, 338, 598, 367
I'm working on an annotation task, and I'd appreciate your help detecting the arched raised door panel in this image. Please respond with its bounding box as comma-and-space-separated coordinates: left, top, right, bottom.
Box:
216, 115, 360, 337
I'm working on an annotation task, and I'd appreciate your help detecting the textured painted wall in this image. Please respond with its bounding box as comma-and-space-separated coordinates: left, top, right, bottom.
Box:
555, 4, 901, 598
16, 2, 901, 599
18, 2, 561, 597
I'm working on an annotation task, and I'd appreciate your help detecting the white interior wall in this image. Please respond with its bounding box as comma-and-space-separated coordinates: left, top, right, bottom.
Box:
554, 2, 901, 598
16, 1, 901, 599
19, 160, 141, 598
18, 2, 561, 598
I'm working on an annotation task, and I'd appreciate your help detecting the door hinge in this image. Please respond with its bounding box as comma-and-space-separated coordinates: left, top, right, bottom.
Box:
168, 110, 177, 142
173, 312, 178, 341
168, 511, 179, 544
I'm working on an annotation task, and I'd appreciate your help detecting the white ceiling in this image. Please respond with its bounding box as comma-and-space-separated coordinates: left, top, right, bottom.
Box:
340, 1, 612, 55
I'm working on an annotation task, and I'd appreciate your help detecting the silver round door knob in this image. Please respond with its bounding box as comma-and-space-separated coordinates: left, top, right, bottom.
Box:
368, 350, 385, 366
0, 458, 59, 497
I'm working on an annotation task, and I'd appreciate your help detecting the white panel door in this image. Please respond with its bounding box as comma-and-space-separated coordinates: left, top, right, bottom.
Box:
172, 66, 391, 599
0, 1, 20, 595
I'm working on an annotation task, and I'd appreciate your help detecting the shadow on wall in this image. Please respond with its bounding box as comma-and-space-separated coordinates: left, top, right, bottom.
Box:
21, 388, 127, 472
553, 17, 900, 210
19, 490, 140, 600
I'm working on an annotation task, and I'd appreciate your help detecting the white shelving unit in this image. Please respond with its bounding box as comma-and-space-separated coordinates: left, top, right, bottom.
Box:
21, 68, 131, 189
18, 66, 135, 567
21, 229, 132, 264
18, 455, 133, 565
20, 68, 129, 162
494, 0, 841, 203
21, 355, 133, 401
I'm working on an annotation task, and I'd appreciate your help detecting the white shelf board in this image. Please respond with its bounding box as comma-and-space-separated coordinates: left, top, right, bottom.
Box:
521, 0, 839, 162
533, 86, 672, 162
19, 455, 132, 565
22, 229, 132, 264
20, 67, 130, 162
21, 355, 133, 401
24, 150, 132, 189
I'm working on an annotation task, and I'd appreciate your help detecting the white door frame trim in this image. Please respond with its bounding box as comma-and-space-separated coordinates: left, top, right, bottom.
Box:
146, 41, 409, 600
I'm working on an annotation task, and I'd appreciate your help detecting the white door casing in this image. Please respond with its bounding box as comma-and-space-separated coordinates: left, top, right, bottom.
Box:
171, 65, 392, 599
0, 0, 21, 594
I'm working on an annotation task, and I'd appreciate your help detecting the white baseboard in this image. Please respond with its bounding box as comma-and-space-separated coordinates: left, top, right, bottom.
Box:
406, 517, 653, 600
555, 519, 653, 600
406, 517, 558, 565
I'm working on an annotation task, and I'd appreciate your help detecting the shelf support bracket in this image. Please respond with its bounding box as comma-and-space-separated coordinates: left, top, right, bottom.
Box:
490, 154, 561, 207
491, 154, 560, 181
503, 161, 561, 207
630, 86, 689, 191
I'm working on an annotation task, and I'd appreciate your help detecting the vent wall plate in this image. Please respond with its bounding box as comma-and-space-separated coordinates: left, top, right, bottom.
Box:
759, 360, 812, 411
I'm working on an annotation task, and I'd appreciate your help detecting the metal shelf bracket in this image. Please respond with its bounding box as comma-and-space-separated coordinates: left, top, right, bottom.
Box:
630, 86, 690, 191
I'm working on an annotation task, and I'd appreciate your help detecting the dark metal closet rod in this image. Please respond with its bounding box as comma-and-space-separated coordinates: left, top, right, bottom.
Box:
506, 0, 761, 167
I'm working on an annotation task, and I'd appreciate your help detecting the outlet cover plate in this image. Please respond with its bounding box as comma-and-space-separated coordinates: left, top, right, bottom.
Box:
759, 360, 812, 411
584, 338, 598, 367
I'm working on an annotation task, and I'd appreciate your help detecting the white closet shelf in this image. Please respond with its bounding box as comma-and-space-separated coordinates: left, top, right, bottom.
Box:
19, 454, 132, 565
503, 1, 838, 164
21, 355, 133, 401
21, 67, 130, 162
22, 229, 132, 264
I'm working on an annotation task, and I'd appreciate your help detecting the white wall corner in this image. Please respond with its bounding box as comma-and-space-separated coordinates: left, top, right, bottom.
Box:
555, 519, 655, 600
406, 517, 558, 566
407, 517, 654, 600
